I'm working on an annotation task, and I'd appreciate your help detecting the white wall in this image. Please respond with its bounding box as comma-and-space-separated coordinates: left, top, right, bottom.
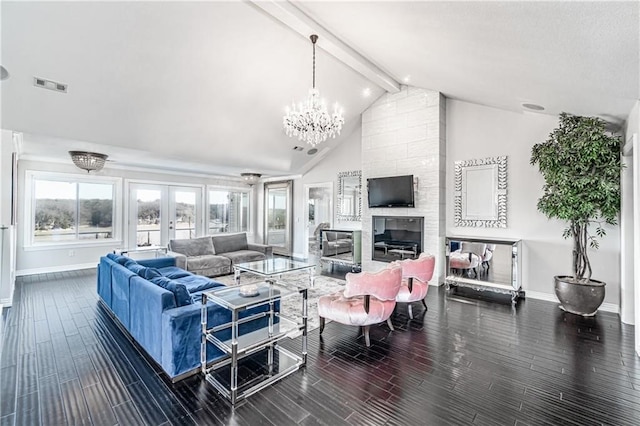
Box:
16, 158, 254, 274
621, 100, 639, 323
290, 126, 363, 258
0, 130, 17, 304
446, 99, 622, 308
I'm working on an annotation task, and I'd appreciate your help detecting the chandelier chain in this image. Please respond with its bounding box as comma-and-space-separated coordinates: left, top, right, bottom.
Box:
312, 37, 316, 89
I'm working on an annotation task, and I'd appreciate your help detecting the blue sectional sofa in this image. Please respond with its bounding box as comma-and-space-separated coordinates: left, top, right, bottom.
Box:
97, 253, 272, 381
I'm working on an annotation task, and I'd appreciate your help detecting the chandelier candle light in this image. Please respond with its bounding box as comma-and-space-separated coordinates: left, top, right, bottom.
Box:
283, 34, 344, 147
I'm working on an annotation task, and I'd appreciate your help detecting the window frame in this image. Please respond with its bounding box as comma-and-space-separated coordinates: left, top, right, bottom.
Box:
24, 170, 123, 250
205, 184, 253, 236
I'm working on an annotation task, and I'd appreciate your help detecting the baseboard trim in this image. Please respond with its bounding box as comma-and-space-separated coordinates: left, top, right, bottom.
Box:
16, 262, 97, 277
526, 290, 619, 315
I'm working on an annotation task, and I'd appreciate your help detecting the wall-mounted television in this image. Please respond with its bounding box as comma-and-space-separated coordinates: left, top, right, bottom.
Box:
367, 175, 415, 208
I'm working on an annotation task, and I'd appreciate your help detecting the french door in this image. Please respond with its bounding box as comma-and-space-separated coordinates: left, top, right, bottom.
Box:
128, 183, 202, 248
264, 181, 293, 256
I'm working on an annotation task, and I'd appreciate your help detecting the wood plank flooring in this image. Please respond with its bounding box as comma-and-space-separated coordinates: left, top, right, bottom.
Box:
2, 269, 640, 425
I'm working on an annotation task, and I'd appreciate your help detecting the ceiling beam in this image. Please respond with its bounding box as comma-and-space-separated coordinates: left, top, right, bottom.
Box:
248, 0, 401, 93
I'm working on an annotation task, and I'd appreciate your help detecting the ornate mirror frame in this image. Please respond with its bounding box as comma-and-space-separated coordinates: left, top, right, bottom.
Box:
337, 170, 362, 222
454, 156, 507, 228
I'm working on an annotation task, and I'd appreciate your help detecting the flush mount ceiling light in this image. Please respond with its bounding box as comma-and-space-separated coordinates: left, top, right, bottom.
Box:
69, 151, 108, 173
283, 34, 344, 147
241, 173, 262, 186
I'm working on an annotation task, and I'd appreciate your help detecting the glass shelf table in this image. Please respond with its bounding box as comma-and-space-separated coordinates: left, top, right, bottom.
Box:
201, 280, 308, 405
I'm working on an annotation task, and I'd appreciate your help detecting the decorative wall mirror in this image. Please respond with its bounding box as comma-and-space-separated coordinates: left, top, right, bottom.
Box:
454, 156, 507, 228
304, 182, 333, 258
337, 170, 362, 221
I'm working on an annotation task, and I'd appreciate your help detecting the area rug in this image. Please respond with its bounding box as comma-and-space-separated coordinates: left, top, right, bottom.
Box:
213, 272, 345, 332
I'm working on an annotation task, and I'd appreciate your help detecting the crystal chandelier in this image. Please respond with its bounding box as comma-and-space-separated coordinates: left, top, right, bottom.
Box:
283, 34, 344, 147
69, 151, 108, 173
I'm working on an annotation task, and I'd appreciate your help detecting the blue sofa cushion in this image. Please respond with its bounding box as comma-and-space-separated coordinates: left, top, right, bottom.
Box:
124, 259, 146, 275
190, 285, 227, 304
138, 257, 176, 269
107, 252, 129, 265
139, 267, 162, 281
158, 266, 192, 280
150, 276, 192, 307
173, 274, 223, 294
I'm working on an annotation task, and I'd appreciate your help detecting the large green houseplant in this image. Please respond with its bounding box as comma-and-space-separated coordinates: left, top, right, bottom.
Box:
530, 112, 622, 316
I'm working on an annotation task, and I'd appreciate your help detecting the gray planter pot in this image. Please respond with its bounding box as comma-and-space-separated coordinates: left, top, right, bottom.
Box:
554, 275, 606, 316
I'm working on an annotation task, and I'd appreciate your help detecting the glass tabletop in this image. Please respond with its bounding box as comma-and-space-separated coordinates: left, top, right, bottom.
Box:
234, 258, 314, 276
204, 282, 298, 311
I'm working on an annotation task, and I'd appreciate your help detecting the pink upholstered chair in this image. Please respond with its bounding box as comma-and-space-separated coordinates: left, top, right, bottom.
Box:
449, 242, 487, 278
318, 265, 402, 347
392, 253, 435, 319
480, 244, 496, 270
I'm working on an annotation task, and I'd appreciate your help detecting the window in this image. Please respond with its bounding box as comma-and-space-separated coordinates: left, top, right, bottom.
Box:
207, 188, 250, 234
27, 172, 121, 247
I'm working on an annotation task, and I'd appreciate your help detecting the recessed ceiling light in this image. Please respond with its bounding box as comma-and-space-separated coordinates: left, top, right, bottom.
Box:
403, 75, 411, 83
522, 103, 545, 111
308, 148, 318, 155
293, 146, 304, 151
363, 88, 371, 97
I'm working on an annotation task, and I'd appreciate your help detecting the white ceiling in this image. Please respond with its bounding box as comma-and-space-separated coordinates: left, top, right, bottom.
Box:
2, 1, 638, 177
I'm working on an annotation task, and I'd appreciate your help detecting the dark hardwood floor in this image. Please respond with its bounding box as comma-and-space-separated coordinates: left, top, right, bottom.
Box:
2, 268, 640, 425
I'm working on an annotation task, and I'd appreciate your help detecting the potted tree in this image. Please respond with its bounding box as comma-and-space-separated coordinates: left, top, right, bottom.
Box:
530, 112, 622, 316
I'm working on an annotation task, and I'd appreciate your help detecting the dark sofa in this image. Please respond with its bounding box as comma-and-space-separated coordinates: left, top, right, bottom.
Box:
374, 229, 422, 247
97, 253, 272, 381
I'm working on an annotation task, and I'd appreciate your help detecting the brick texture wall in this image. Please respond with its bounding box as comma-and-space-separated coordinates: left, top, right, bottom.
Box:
361, 85, 446, 283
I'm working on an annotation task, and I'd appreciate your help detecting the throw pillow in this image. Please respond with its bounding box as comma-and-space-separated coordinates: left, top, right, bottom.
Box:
150, 276, 192, 307
107, 253, 129, 265
124, 259, 146, 275
139, 267, 162, 281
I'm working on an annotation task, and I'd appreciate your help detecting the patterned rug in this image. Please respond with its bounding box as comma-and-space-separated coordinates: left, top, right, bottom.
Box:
213, 272, 345, 332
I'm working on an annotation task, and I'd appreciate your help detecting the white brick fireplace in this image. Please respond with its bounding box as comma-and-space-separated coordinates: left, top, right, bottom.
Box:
361, 85, 446, 283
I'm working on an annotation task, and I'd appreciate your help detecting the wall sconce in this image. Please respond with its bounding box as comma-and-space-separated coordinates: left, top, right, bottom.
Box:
241, 173, 262, 186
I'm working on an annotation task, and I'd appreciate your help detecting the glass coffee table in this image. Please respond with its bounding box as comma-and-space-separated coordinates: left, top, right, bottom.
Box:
233, 258, 316, 287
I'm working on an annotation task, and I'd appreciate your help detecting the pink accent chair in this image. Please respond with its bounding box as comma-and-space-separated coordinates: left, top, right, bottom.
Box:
449, 242, 487, 278
481, 244, 496, 270
391, 253, 435, 319
318, 265, 402, 347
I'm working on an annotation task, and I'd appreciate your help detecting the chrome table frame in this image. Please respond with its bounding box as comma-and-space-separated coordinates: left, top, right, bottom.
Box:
233, 258, 316, 287
201, 281, 308, 405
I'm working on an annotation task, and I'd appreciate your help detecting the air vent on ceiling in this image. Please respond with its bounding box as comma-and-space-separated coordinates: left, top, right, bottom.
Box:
33, 77, 68, 93
292, 146, 304, 151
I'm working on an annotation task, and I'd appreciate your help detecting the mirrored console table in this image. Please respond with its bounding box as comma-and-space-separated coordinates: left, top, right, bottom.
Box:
445, 236, 523, 303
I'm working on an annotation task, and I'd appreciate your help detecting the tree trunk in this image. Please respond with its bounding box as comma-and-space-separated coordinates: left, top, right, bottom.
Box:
572, 222, 591, 282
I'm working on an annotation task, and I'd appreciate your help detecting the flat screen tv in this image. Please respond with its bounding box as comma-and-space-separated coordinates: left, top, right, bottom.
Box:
367, 175, 415, 208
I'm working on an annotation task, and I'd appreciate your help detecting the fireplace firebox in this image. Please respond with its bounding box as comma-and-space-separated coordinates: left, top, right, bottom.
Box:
372, 216, 424, 262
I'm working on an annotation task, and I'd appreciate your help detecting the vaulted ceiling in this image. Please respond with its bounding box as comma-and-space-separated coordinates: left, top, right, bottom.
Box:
1, 1, 638, 177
